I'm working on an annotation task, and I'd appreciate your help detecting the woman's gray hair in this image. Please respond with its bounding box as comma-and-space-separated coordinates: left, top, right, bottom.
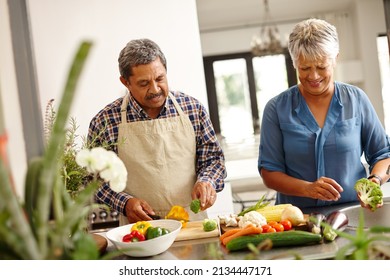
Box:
118, 38, 167, 79
288, 18, 339, 68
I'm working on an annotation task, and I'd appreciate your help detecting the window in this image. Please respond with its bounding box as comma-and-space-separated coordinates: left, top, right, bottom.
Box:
203, 51, 296, 144
377, 34, 390, 134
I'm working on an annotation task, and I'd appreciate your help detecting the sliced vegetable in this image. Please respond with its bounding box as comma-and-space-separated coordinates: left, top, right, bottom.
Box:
221, 224, 263, 246
225, 230, 322, 251
190, 199, 201, 214
165, 205, 189, 228
131, 221, 152, 235
122, 230, 146, 242
203, 219, 217, 232
238, 195, 270, 216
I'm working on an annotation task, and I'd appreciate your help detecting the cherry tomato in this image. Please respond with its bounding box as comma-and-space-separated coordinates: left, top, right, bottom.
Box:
272, 223, 284, 232
280, 220, 292, 231
262, 224, 272, 232
266, 227, 276, 233
267, 221, 278, 227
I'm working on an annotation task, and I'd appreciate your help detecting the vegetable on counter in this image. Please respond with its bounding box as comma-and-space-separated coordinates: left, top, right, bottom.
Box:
203, 219, 217, 232
145, 226, 170, 240
122, 230, 146, 243
306, 213, 326, 234
280, 205, 306, 226
165, 205, 189, 228
225, 230, 322, 251
322, 211, 348, 242
221, 224, 263, 246
190, 199, 201, 214
255, 204, 292, 222
218, 213, 238, 227
238, 195, 270, 216
131, 221, 152, 235
238, 211, 267, 228
354, 178, 383, 211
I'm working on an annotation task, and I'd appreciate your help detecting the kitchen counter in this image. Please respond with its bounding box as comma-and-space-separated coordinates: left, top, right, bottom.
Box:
99, 203, 353, 260
100, 183, 390, 260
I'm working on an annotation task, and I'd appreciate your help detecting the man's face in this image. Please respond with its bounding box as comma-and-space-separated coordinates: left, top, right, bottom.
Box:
121, 57, 169, 118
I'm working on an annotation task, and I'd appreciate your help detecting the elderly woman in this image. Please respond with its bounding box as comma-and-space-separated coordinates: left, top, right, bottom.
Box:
258, 18, 390, 210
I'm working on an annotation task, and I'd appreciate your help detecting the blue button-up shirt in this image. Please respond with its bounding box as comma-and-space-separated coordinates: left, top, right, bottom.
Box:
258, 82, 390, 208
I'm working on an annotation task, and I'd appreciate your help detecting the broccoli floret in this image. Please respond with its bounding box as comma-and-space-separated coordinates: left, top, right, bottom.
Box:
202, 219, 217, 232
190, 199, 201, 214
354, 178, 383, 211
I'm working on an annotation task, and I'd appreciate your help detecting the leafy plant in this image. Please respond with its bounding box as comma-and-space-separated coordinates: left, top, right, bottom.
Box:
325, 209, 390, 260
0, 41, 126, 260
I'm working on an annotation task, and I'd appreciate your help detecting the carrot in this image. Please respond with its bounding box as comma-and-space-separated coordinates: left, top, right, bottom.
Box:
222, 225, 262, 246
219, 228, 241, 242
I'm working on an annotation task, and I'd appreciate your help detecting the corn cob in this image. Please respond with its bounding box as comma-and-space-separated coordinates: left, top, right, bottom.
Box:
256, 204, 292, 222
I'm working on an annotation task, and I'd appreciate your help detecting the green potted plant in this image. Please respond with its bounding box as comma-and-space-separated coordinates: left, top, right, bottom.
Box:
0, 41, 127, 260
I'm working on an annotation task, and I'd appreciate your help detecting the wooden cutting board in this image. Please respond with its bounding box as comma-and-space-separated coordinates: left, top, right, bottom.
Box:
175, 220, 219, 241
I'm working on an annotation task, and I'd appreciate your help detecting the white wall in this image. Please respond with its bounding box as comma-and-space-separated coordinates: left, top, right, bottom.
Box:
27, 0, 208, 148
1, 0, 207, 196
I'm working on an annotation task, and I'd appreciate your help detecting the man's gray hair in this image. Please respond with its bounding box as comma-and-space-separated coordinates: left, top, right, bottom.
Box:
118, 38, 167, 79
288, 18, 339, 68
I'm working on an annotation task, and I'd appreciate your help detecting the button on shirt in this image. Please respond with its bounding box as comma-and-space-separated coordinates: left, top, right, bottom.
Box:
88, 91, 226, 215
258, 82, 390, 208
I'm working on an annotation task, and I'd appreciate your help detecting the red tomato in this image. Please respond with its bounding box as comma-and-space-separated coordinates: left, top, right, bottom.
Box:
272, 223, 284, 232
267, 221, 278, 227
262, 224, 272, 232
266, 227, 276, 233
280, 220, 292, 231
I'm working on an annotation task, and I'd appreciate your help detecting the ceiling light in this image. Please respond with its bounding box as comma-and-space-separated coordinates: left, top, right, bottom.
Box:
251, 0, 283, 56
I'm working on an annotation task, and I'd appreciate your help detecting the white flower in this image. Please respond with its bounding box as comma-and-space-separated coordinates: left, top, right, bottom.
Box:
76, 147, 127, 192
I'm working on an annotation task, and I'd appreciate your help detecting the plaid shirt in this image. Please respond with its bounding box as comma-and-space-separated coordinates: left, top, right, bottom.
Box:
88, 91, 226, 215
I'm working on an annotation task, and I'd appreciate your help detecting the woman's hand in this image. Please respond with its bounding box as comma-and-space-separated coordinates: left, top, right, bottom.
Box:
308, 177, 344, 201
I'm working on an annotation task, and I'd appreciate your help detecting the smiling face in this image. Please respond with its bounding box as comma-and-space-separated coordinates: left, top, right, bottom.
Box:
120, 57, 169, 118
296, 55, 335, 97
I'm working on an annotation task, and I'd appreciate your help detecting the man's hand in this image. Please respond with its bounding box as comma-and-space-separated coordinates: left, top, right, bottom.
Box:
124, 198, 155, 223
191, 181, 217, 210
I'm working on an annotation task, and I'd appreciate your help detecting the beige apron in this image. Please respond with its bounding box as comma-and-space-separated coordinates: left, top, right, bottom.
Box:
118, 92, 207, 225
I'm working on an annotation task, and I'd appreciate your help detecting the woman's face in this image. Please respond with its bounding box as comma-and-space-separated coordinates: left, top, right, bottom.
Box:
296, 55, 335, 97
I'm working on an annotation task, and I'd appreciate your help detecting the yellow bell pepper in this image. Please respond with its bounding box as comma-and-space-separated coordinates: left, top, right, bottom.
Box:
131, 221, 152, 235
165, 205, 189, 228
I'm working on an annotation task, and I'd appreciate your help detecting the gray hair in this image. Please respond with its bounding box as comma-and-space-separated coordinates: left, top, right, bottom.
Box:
288, 18, 339, 68
118, 38, 167, 79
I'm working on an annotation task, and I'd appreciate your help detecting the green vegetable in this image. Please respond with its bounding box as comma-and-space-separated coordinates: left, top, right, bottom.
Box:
145, 226, 170, 240
238, 195, 270, 216
190, 199, 201, 214
203, 219, 217, 232
354, 178, 383, 211
322, 225, 337, 241
225, 230, 322, 251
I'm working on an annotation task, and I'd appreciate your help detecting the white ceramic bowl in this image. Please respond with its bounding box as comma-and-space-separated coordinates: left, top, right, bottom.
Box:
106, 219, 182, 257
